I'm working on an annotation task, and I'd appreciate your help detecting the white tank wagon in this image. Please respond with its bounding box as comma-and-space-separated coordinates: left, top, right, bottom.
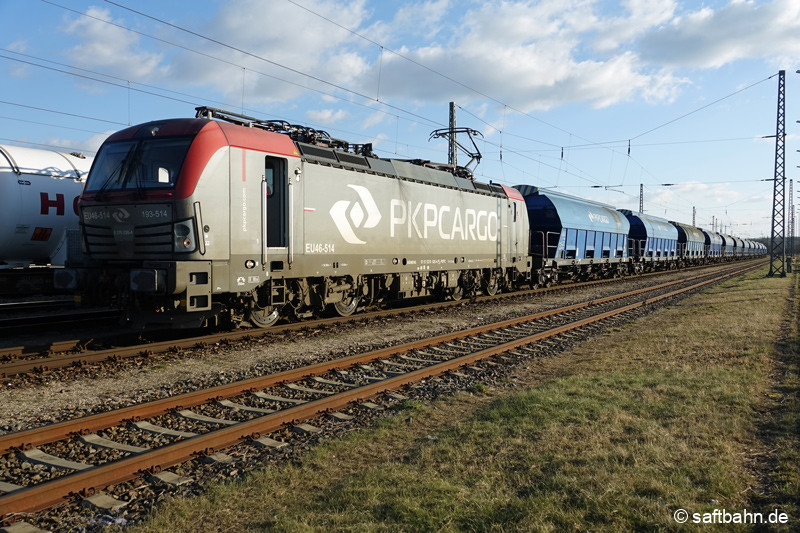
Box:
0, 144, 92, 267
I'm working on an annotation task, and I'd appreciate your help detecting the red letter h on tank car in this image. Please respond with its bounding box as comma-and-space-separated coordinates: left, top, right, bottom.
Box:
40, 192, 65, 216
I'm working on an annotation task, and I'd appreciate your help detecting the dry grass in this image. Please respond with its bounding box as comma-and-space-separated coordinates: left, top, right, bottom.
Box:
132, 267, 797, 532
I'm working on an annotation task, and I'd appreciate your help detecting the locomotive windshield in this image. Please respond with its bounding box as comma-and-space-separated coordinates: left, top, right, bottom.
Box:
85, 136, 193, 193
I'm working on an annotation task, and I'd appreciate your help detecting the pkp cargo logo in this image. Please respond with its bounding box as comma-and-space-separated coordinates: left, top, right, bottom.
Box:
112, 207, 131, 223
329, 184, 382, 244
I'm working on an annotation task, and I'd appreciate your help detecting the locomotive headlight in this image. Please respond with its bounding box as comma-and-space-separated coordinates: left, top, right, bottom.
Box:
173, 219, 197, 252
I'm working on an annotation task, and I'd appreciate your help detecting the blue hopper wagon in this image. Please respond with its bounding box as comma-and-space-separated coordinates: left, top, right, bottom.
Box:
702, 229, 723, 259
619, 210, 679, 272
515, 186, 630, 283
720, 234, 736, 259
670, 221, 706, 266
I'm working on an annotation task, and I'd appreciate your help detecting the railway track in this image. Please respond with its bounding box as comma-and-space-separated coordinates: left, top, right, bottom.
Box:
0, 261, 759, 378
0, 261, 760, 524
0, 307, 119, 334
0, 269, 56, 298
0, 301, 68, 314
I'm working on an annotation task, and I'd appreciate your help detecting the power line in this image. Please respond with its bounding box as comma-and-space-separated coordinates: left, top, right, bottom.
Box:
46, 2, 618, 188
42, 0, 442, 130
0, 47, 237, 112
632, 74, 776, 140
97, 1, 372, 99
69, 1, 773, 196
0, 49, 434, 155
282, 0, 578, 138
0, 99, 127, 126
0, 53, 198, 106
493, 136, 770, 153
0, 136, 97, 154
14, 1, 780, 231
0, 114, 108, 135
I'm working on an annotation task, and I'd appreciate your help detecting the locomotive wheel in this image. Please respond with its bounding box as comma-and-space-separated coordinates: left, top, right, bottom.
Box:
333, 295, 359, 317
449, 286, 464, 301
248, 303, 280, 328
483, 275, 499, 296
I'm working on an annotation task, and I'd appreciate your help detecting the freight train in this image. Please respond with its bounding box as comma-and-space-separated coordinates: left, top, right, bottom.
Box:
54, 107, 765, 328
0, 144, 92, 267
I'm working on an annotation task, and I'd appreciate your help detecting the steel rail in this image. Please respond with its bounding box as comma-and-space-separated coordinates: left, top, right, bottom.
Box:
0, 262, 754, 455
0, 261, 761, 377
0, 309, 116, 331
0, 300, 67, 313
0, 263, 758, 517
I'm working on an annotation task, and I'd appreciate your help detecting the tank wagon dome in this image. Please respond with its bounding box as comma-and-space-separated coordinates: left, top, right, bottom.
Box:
0, 144, 91, 178
515, 186, 630, 233
0, 144, 92, 267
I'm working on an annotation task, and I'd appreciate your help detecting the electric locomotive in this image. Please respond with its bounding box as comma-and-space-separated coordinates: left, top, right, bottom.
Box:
58, 107, 531, 328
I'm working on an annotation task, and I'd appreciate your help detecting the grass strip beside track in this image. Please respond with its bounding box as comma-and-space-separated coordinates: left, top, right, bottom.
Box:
132, 265, 798, 532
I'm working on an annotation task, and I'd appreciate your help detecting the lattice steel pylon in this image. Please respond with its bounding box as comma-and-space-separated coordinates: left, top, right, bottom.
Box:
790, 179, 795, 258
639, 184, 644, 213
769, 70, 786, 277
448, 101, 457, 167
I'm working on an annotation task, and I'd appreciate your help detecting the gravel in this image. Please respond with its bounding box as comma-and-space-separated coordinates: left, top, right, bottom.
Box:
0, 267, 732, 530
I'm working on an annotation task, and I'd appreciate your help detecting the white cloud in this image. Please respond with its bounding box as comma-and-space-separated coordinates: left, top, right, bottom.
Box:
83, 131, 118, 152
7, 40, 28, 53
45, 130, 116, 154
306, 108, 348, 124
352, 0, 689, 111
176, 0, 372, 105
8, 64, 31, 80
368, 0, 451, 42
648, 182, 740, 214
63, 7, 168, 81
638, 0, 800, 68
55, 0, 800, 129
361, 110, 389, 129
593, 0, 677, 51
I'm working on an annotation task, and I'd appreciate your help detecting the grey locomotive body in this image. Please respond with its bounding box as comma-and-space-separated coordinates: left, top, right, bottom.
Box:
60, 108, 530, 328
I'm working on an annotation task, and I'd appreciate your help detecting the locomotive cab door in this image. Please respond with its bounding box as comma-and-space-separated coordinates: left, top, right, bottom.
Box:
262, 156, 289, 273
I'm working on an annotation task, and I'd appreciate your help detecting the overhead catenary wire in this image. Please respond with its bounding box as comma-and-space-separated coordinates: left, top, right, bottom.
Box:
45, 0, 777, 183
40, 0, 442, 131
0, 115, 108, 135
0, 50, 448, 161
99, 0, 446, 131
0, 136, 97, 154
40, 0, 785, 165
0, 99, 127, 126
24, 3, 617, 187
8, 1, 780, 231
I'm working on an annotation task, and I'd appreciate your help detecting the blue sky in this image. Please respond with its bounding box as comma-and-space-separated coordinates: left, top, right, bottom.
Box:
1, 0, 798, 238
